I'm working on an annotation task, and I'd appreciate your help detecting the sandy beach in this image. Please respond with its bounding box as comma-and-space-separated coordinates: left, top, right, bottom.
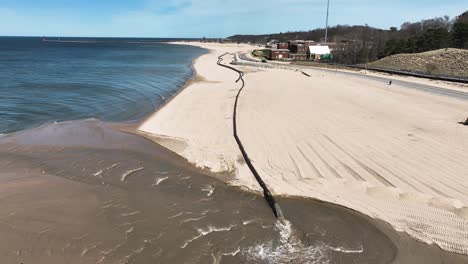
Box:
1, 41, 468, 263
139, 42, 468, 256
0, 120, 408, 264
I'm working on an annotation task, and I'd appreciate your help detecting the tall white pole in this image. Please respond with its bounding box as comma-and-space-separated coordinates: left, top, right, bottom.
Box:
325, 0, 330, 43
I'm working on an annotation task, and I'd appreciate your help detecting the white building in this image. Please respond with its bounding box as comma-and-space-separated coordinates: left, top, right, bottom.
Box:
307, 45, 331, 60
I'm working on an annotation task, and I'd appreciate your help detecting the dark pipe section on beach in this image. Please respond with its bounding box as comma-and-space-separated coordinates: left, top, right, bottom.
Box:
217, 53, 284, 220
301, 71, 311, 77
457, 117, 468, 126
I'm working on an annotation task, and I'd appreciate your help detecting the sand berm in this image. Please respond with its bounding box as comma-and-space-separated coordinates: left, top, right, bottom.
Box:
138, 42, 468, 255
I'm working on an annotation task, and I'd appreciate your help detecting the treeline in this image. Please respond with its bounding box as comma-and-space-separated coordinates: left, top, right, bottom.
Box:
228, 11, 468, 65
381, 12, 468, 57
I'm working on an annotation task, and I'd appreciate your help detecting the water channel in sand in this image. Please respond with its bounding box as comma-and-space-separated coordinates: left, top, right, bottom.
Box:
1, 119, 467, 264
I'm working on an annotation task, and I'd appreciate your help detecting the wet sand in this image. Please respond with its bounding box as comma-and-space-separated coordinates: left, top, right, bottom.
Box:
1, 120, 468, 263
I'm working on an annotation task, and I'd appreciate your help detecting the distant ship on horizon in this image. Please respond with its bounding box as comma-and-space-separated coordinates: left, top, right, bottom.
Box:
42, 37, 61, 42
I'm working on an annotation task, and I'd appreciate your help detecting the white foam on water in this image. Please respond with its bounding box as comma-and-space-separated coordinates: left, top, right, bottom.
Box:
134, 246, 145, 254
96, 256, 106, 264
121, 211, 140, 217
168, 212, 184, 220
327, 245, 364, 254
180, 215, 207, 224
242, 220, 330, 264
100, 204, 113, 209
120, 167, 144, 182
106, 163, 119, 170
195, 197, 212, 203
93, 170, 103, 177
222, 247, 241, 256
211, 247, 242, 264
243, 218, 261, 225
201, 185, 214, 197
153, 176, 169, 186
92, 163, 119, 178
80, 242, 102, 257
181, 224, 237, 249
125, 227, 135, 235
201, 209, 220, 215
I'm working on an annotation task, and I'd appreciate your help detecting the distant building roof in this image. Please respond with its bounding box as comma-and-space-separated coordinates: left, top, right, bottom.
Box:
308, 45, 331, 54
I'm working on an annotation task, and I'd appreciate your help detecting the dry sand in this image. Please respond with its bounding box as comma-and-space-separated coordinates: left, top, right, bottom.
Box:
139, 42, 468, 255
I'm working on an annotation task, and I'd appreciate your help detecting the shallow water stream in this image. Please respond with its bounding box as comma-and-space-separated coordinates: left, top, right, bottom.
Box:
0, 120, 466, 264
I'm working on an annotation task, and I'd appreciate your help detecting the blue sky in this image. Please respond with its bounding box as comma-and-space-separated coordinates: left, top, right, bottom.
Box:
0, 0, 466, 38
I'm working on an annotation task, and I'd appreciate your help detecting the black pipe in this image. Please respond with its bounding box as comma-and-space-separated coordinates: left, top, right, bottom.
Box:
301, 71, 311, 77
217, 53, 283, 220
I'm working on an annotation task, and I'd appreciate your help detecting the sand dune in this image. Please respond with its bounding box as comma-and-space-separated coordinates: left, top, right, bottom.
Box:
139, 42, 468, 255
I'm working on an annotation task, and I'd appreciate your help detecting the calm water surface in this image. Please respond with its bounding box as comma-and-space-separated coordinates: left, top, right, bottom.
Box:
0, 37, 205, 134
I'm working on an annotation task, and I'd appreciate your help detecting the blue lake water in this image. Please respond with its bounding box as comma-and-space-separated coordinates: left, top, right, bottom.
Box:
0, 37, 206, 134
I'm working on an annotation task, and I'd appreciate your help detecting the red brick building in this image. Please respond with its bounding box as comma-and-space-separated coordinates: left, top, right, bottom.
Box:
269, 49, 290, 60
304, 40, 316, 47
288, 40, 316, 61
289, 53, 307, 60
277, 43, 289, 49
290, 43, 306, 53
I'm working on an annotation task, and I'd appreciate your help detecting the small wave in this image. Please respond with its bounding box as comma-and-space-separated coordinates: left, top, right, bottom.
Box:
107, 163, 119, 170
242, 218, 261, 225
168, 212, 184, 220
97, 242, 124, 264
180, 215, 207, 224
72, 234, 88, 240
133, 246, 145, 254
201, 209, 220, 215
212, 247, 241, 263
201, 185, 214, 197
121, 211, 140, 217
223, 247, 241, 256
92, 163, 120, 177
80, 242, 102, 256
153, 176, 169, 186
120, 167, 144, 182
194, 197, 212, 203
327, 245, 364, 254
125, 227, 135, 235
181, 224, 237, 249
100, 204, 113, 209
93, 170, 103, 177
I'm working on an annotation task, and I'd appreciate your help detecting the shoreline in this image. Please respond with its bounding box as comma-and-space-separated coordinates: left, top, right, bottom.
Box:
137, 41, 468, 257
3, 118, 468, 263
0, 119, 400, 263
4, 41, 465, 258
134, 44, 210, 127
0, 39, 467, 261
